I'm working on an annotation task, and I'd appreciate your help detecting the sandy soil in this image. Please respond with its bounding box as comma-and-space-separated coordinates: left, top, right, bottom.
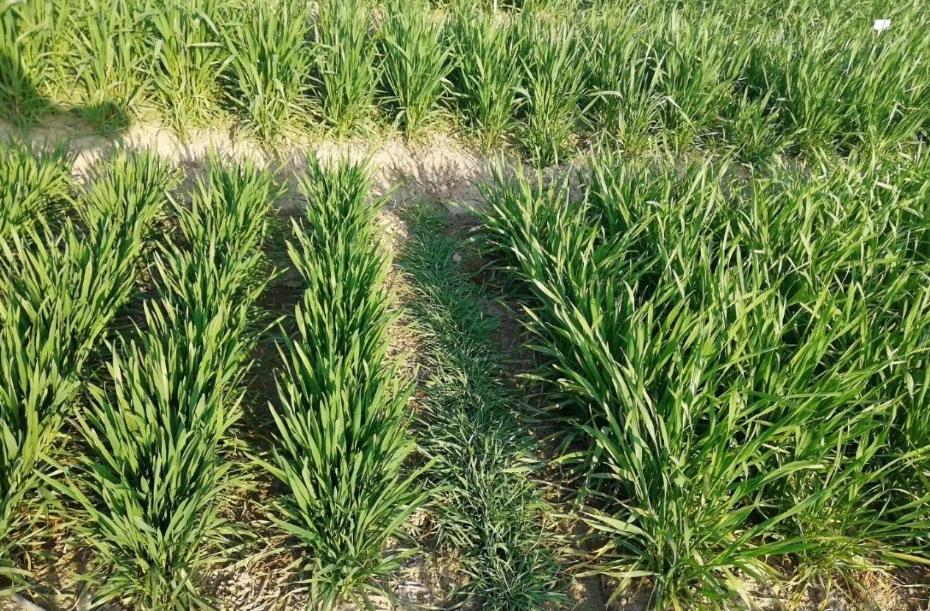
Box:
1, 118, 506, 214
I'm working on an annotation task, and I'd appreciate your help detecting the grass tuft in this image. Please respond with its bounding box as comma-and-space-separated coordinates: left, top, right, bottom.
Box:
313, 0, 376, 136
0, 0, 70, 125
479, 150, 930, 606
224, 0, 309, 142
0, 144, 71, 240
0, 150, 173, 593
516, 16, 585, 164
446, 9, 522, 149
581, 8, 660, 153
69, 0, 144, 132
147, 0, 226, 134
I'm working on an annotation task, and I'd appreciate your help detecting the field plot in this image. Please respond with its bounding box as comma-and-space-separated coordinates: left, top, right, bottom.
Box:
1, 0, 930, 609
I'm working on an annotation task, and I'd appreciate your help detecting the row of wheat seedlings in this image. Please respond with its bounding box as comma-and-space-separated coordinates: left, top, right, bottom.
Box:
47, 159, 280, 608
1, 148, 421, 608
0, 145, 72, 589
3, 0, 928, 159
478, 150, 930, 606
264, 158, 424, 606
400, 205, 563, 608
0, 150, 172, 593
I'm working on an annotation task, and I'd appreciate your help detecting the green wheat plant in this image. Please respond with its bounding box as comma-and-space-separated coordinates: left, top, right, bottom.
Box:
0, 0, 73, 124
0, 0, 925, 160
0, 144, 71, 240
70, 0, 147, 132
651, 10, 744, 149
2, 0, 930, 604
146, 0, 226, 134
723, 90, 784, 163
479, 163, 787, 604
224, 0, 310, 141
400, 205, 564, 609
313, 0, 376, 135
53, 159, 279, 609
581, 9, 661, 152
266, 158, 425, 607
378, 0, 450, 136
516, 16, 585, 164
478, 149, 930, 605
0, 151, 173, 592
446, 9, 522, 149
725, 155, 930, 593
743, 2, 930, 154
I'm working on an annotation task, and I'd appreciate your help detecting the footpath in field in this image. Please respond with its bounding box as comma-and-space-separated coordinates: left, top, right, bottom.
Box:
398, 203, 568, 609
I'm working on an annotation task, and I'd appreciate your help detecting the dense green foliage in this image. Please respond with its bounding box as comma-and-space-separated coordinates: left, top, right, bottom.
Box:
54, 160, 278, 609
401, 206, 563, 608
0, 151, 172, 592
1, 0, 927, 155
2, 0, 930, 608
265, 158, 424, 607
379, 0, 450, 135
0, 150, 425, 608
479, 151, 930, 606
0, 145, 70, 240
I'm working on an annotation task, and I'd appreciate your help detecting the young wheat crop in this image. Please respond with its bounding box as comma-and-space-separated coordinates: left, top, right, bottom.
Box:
0, 145, 71, 240
479, 149, 930, 606
266, 158, 424, 607
0, 151, 172, 592
225, 0, 310, 141
147, 0, 226, 133
378, 0, 449, 136
56, 159, 279, 608
2, 0, 928, 158
313, 0, 376, 135
446, 8, 523, 149
1, 0, 930, 606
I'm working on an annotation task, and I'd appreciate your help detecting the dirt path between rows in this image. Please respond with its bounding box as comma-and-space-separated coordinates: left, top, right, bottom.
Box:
2, 118, 507, 213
